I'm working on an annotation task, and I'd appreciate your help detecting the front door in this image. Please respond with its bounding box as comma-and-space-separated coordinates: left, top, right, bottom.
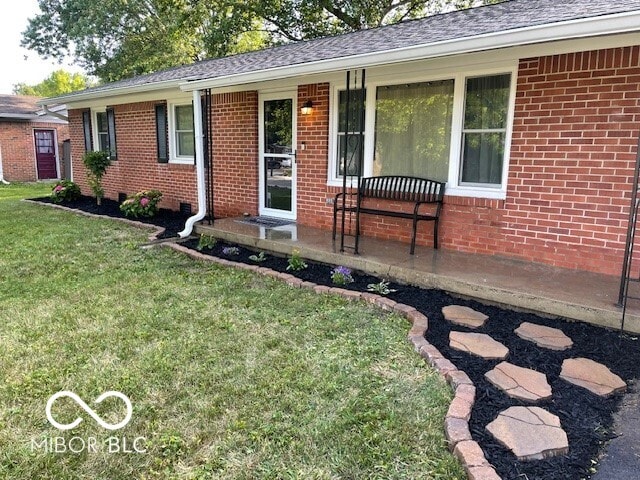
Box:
34, 129, 58, 180
259, 93, 296, 219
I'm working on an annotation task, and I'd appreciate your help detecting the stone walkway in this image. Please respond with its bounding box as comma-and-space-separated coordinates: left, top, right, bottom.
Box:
441, 304, 628, 474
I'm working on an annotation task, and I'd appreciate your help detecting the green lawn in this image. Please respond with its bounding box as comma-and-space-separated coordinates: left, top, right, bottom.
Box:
0, 183, 464, 480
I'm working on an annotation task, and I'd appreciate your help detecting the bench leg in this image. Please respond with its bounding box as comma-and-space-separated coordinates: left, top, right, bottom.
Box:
332, 205, 337, 241
410, 217, 418, 255
433, 218, 439, 249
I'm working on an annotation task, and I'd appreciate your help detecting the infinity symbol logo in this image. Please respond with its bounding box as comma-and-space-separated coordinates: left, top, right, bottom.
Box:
46, 391, 133, 431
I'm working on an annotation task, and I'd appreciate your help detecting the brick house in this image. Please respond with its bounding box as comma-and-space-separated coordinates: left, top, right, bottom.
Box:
40, 0, 640, 277
0, 95, 69, 182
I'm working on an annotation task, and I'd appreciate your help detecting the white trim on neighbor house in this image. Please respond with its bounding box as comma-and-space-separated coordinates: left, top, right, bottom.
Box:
327, 62, 518, 200
181, 11, 640, 92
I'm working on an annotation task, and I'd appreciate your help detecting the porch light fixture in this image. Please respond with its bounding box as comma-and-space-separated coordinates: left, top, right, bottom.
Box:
300, 100, 313, 115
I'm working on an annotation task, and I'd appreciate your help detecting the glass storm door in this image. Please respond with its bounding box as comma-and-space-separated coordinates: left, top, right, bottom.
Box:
259, 93, 296, 219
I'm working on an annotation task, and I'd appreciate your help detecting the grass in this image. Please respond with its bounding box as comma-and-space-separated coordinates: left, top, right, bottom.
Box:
0, 183, 464, 480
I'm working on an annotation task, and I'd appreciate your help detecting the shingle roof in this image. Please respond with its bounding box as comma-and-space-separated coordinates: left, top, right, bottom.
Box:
46, 0, 640, 102
0, 95, 41, 116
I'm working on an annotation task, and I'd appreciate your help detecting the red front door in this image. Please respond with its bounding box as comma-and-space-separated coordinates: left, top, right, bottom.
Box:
34, 129, 58, 180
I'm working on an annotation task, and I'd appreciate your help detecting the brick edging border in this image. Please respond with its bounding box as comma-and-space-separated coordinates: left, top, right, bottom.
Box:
167, 242, 502, 480
25, 200, 500, 480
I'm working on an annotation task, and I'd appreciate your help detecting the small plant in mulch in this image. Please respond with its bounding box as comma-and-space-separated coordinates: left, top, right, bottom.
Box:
248, 251, 267, 263
120, 190, 163, 218
330, 266, 354, 286
196, 234, 217, 251
367, 279, 397, 295
222, 246, 240, 256
82, 151, 111, 205
50, 180, 81, 203
286, 249, 308, 271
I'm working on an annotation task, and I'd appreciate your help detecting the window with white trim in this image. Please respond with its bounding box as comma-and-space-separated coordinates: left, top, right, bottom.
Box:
329, 69, 515, 199
459, 73, 511, 186
168, 102, 195, 163
94, 110, 109, 152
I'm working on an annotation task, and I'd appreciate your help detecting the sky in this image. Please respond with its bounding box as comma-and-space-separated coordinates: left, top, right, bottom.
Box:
0, 0, 84, 94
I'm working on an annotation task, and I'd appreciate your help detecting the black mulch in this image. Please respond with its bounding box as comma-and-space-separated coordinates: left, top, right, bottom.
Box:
28, 197, 640, 479
29, 195, 190, 238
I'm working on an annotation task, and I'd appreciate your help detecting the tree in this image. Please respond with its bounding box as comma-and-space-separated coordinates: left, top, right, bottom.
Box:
22, 0, 501, 83
82, 151, 111, 205
13, 69, 92, 97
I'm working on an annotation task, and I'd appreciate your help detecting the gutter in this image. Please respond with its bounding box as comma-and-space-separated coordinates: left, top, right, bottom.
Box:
41, 104, 69, 122
180, 10, 640, 91
178, 89, 207, 238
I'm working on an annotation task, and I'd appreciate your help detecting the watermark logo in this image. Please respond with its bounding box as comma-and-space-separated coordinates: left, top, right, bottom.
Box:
33, 390, 146, 454
45, 391, 132, 431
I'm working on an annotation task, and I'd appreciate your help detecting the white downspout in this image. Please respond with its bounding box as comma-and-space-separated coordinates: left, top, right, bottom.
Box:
0, 144, 10, 184
179, 89, 207, 237
42, 104, 69, 122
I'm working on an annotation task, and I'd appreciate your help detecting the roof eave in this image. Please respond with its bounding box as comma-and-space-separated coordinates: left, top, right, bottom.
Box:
181, 9, 640, 92
37, 78, 188, 107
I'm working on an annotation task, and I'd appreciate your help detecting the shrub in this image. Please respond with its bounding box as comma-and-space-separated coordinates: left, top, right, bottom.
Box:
287, 249, 308, 271
50, 180, 80, 203
196, 234, 217, 251
119, 190, 163, 218
82, 151, 111, 205
222, 246, 240, 256
367, 279, 397, 295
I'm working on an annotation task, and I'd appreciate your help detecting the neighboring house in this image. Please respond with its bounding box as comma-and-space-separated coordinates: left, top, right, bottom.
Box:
40, 0, 640, 277
0, 95, 69, 181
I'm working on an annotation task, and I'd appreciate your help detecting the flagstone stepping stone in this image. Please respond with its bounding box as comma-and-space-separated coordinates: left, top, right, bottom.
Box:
485, 361, 552, 402
450, 332, 508, 360
515, 322, 573, 351
560, 358, 626, 397
486, 406, 569, 461
442, 305, 488, 328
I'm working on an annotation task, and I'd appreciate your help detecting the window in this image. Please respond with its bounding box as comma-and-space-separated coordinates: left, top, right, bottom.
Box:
460, 74, 511, 186
374, 80, 454, 181
91, 108, 117, 159
173, 104, 194, 160
329, 68, 514, 198
95, 111, 109, 152
336, 89, 365, 177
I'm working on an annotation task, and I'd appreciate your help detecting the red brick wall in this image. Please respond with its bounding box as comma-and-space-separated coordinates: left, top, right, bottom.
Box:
297, 84, 333, 228
211, 91, 259, 217
68, 102, 197, 211
0, 121, 68, 181
499, 46, 639, 275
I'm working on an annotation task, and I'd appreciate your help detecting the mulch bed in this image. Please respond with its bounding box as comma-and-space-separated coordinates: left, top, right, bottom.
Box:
30, 196, 640, 479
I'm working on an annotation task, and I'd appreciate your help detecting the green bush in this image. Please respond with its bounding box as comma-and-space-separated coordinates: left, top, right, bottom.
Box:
119, 190, 163, 218
50, 180, 80, 203
82, 151, 111, 205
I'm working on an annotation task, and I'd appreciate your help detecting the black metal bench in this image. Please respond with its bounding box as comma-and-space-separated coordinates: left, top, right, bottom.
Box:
332, 175, 445, 254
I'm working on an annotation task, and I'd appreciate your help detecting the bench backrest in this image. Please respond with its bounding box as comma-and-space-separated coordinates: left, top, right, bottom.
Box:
359, 176, 445, 203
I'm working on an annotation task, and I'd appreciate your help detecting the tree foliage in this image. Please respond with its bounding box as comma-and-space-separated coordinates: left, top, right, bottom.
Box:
22, 0, 501, 83
12, 69, 92, 97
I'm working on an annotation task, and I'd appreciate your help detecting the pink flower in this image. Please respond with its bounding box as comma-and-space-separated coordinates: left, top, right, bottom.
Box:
54, 185, 64, 192
140, 197, 149, 207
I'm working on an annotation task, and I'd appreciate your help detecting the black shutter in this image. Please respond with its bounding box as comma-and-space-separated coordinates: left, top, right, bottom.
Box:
155, 103, 168, 163
106, 107, 117, 160
82, 110, 92, 152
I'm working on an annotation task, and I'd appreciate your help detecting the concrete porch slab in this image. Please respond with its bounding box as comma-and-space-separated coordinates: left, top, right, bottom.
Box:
194, 218, 640, 334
